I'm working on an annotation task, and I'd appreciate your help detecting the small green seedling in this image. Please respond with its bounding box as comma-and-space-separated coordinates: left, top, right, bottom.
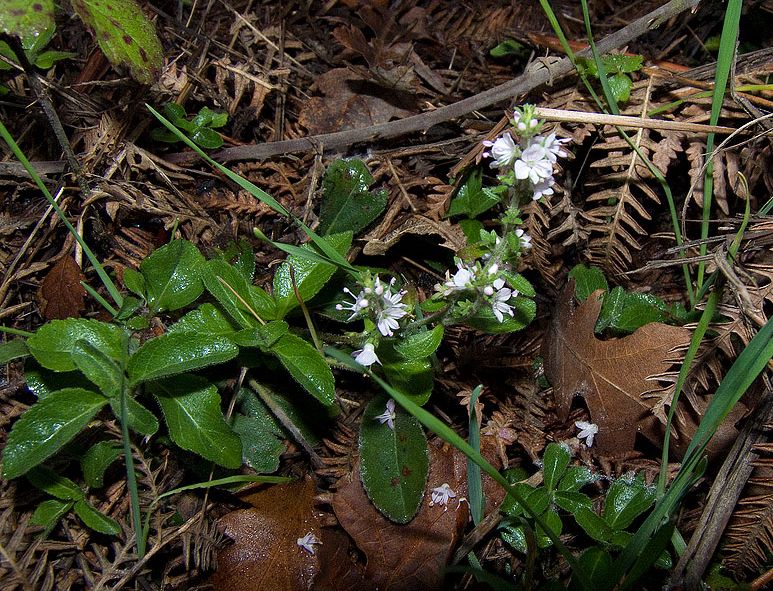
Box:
576, 54, 643, 104
150, 103, 229, 149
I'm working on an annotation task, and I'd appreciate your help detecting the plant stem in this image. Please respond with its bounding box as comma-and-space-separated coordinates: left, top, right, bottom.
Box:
119, 375, 145, 558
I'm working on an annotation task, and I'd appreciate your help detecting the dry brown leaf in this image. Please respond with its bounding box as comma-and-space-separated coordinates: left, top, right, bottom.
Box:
298, 68, 414, 135
212, 477, 323, 591
38, 256, 86, 320
362, 215, 466, 256
543, 281, 691, 454
332, 438, 502, 590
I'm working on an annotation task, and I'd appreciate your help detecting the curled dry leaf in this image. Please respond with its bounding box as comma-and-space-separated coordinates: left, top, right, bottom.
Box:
362, 215, 467, 256
212, 477, 323, 591
332, 438, 503, 591
543, 281, 692, 454
38, 256, 86, 320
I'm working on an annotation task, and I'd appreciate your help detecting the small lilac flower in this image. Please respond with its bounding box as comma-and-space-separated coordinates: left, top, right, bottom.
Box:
336, 287, 369, 321
515, 228, 532, 250
352, 343, 380, 367
296, 532, 321, 555
375, 399, 396, 430
513, 143, 553, 184
531, 177, 555, 201
482, 133, 518, 169
536, 132, 570, 162
575, 421, 598, 447
491, 278, 515, 322
437, 262, 476, 297
429, 483, 457, 508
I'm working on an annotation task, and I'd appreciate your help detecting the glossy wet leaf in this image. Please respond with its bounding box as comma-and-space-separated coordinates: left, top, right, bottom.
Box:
127, 333, 239, 385
231, 320, 288, 350
167, 303, 239, 337
3, 388, 108, 479
27, 319, 127, 372
81, 440, 123, 488
149, 375, 242, 468
26, 465, 83, 500
202, 259, 274, 327
597, 286, 671, 334
464, 295, 536, 334
569, 264, 608, 301
558, 465, 596, 492
73, 499, 121, 534
0, 0, 55, 49
269, 333, 335, 406
603, 473, 655, 530
394, 325, 444, 359
359, 395, 428, 523
382, 357, 434, 406
140, 239, 205, 312
71, 339, 123, 398
574, 507, 614, 542
30, 499, 71, 530
70, 0, 163, 85
542, 442, 570, 491
317, 159, 388, 236
272, 231, 352, 318
108, 396, 159, 436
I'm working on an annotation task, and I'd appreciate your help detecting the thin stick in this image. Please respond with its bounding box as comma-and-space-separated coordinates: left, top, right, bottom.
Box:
163, 0, 701, 164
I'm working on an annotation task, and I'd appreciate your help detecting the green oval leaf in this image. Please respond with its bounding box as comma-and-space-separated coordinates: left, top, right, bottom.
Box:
465, 296, 536, 334
272, 231, 352, 318
394, 325, 444, 359
0, 339, 29, 364
148, 375, 242, 468
81, 441, 123, 488
27, 319, 127, 372
318, 159, 388, 236
140, 239, 205, 312
231, 414, 284, 474
3, 388, 108, 479
127, 333, 238, 385
382, 357, 434, 406
26, 465, 84, 500
201, 259, 273, 327
71, 339, 123, 397
108, 397, 159, 436
73, 499, 121, 534
269, 333, 335, 406
30, 499, 71, 530
359, 395, 428, 523
603, 473, 655, 530
542, 442, 570, 491
167, 303, 238, 337
70, 0, 163, 85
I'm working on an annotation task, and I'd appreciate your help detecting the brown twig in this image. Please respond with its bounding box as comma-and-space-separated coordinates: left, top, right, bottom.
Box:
163, 0, 702, 165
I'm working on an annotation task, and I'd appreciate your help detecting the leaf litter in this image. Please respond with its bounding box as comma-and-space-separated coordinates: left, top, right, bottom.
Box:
1, 0, 772, 589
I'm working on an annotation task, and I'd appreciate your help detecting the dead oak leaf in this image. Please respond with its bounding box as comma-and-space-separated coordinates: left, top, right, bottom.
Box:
298, 68, 414, 135
332, 438, 503, 591
543, 282, 691, 454
38, 256, 86, 320
212, 477, 323, 591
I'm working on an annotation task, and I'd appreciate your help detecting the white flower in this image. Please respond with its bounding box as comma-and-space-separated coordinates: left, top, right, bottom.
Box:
575, 421, 598, 447
482, 133, 517, 169
536, 132, 569, 162
375, 399, 396, 430
491, 278, 515, 323
513, 143, 553, 184
336, 287, 369, 321
515, 228, 532, 250
437, 262, 476, 296
296, 532, 321, 555
531, 177, 555, 201
429, 483, 457, 508
352, 343, 380, 367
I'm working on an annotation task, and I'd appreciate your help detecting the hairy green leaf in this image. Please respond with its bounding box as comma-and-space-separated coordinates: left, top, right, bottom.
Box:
167, 303, 239, 337
73, 499, 121, 534
140, 239, 205, 312
318, 159, 388, 235
447, 169, 500, 218
394, 325, 444, 359
359, 395, 428, 523
71, 339, 123, 398
26, 465, 83, 500
30, 498, 71, 530
603, 473, 654, 530
231, 414, 284, 473
127, 333, 238, 385
3, 388, 108, 478
382, 357, 434, 406
70, 0, 163, 85
201, 259, 274, 327
27, 319, 127, 372
542, 442, 570, 492
569, 264, 608, 301
270, 333, 335, 406
149, 375, 242, 468
81, 441, 123, 488
0, 0, 55, 50
272, 231, 352, 318
108, 396, 159, 435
